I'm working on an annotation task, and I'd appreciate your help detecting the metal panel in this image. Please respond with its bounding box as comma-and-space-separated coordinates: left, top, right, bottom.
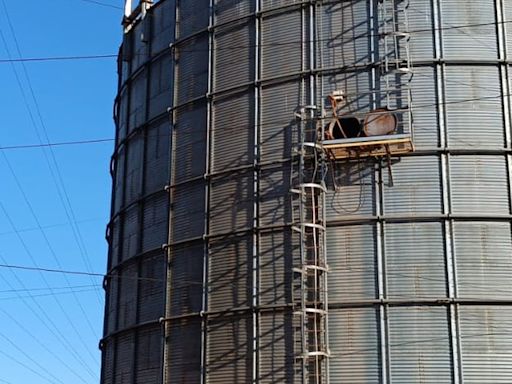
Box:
318, 0, 371, 68
409, 66, 440, 148
125, 134, 144, 204
259, 312, 297, 383
148, 54, 173, 120
151, 0, 175, 54
175, 35, 209, 105
169, 242, 203, 316
135, 326, 162, 383
114, 333, 135, 384
177, 0, 209, 39
326, 160, 377, 219
106, 272, 119, 334
259, 230, 296, 306
171, 180, 205, 242
208, 235, 252, 310
144, 118, 170, 194
260, 81, 301, 163
327, 225, 377, 302
130, 20, 150, 73
459, 306, 512, 383
110, 217, 122, 268
122, 206, 140, 261
129, 72, 148, 132
450, 155, 510, 215
406, 2, 435, 61
102, 340, 115, 384
445, 66, 504, 149
209, 170, 253, 234
117, 264, 138, 330
214, 21, 255, 92
173, 102, 207, 182
453, 222, 512, 299
385, 222, 447, 299
388, 306, 452, 383
138, 253, 165, 322
440, 0, 498, 60
114, 146, 126, 212
212, 92, 254, 172
383, 156, 443, 215
261, 10, 303, 79
207, 315, 252, 383
214, 0, 254, 25
260, 166, 291, 226
329, 308, 381, 383
142, 193, 168, 252
320, 70, 372, 115
118, 89, 129, 141
167, 318, 202, 383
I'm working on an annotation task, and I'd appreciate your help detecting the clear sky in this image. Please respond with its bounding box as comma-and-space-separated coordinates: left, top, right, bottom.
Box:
0, 1, 123, 383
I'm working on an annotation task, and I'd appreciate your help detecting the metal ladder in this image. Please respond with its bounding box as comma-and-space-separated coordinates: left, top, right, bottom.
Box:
378, 0, 413, 121
291, 107, 329, 384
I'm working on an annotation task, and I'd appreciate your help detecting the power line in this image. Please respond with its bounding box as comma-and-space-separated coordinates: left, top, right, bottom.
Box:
76, 0, 123, 10
1, 18, 512, 63
0, 138, 114, 150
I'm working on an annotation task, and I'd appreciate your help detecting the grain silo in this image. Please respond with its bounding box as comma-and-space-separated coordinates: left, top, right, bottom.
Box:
101, 0, 512, 383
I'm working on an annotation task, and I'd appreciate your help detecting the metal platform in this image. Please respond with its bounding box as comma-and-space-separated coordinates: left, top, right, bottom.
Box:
321, 133, 414, 160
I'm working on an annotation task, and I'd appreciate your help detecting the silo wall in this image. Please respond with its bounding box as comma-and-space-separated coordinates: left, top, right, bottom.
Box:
101, 0, 512, 383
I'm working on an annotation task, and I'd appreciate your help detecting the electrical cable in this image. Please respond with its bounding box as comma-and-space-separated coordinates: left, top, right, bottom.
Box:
1, 0, 105, 308
76, 0, 123, 10
0, 18, 512, 61
0, 349, 60, 384
0, 138, 114, 150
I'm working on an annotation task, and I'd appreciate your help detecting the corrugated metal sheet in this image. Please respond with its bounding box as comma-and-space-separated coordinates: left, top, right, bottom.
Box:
142, 193, 168, 252
207, 316, 252, 383
459, 305, 512, 383
406, 2, 435, 61
383, 156, 443, 215
138, 253, 165, 322
173, 102, 207, 182
110, 217, 122, 268
144, 118, 170, 194
117, 264, 138, 330
175, 35, 209, 105
169, 242, 203, 316
129, 72, 147, 133
327, 225, 377, 302
385, 222, 447, 299
261, 10, 303, 79
167, 318, 202, 383
388, 306, 452, 383
214, 0, 254, 25
505, 2, 512, 57
177, 0, 209, 39
259, 230, 296, 305
114, 146, 125, 213
214, 21, 255, 92
453, 222, 512, 299
114, 333, 135, 384
118, 89, 129, 141
122, 206, 140, 261
260, 81, 301, 163
171, 179, 205, 242
326, 160, 376, 219
124, 135, 144, 205
130, 20, 150, 73
135, 325, 162, 383
151, 0, 175, 55
102, 340, 115, 384
259, 311, 297, 383
148, 54, 173, 120
319, 0, 371, 68
329, 308, 381, 383
450, 155, 509, 215
445, 66, 504, 149
212, 92, 254, 172
259, 166, 291, 226
209, 170, 253, 234
261, 0, 300, 11
441, 0, 498, 60
409, 66, 439, 148
106, 272, 118, 334
208, 235, 252, 310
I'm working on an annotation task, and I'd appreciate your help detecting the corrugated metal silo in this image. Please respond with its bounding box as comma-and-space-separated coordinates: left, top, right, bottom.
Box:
101, 0, 512, 383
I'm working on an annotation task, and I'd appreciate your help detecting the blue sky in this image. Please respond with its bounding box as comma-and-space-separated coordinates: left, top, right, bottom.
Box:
0, 1, 123, 383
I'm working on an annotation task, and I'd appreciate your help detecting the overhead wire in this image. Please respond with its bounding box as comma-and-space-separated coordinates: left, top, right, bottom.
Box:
1, 0, 104, 307
0, 349, 60, 384
0, 138, 114, 150
0, 17, 511, 61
